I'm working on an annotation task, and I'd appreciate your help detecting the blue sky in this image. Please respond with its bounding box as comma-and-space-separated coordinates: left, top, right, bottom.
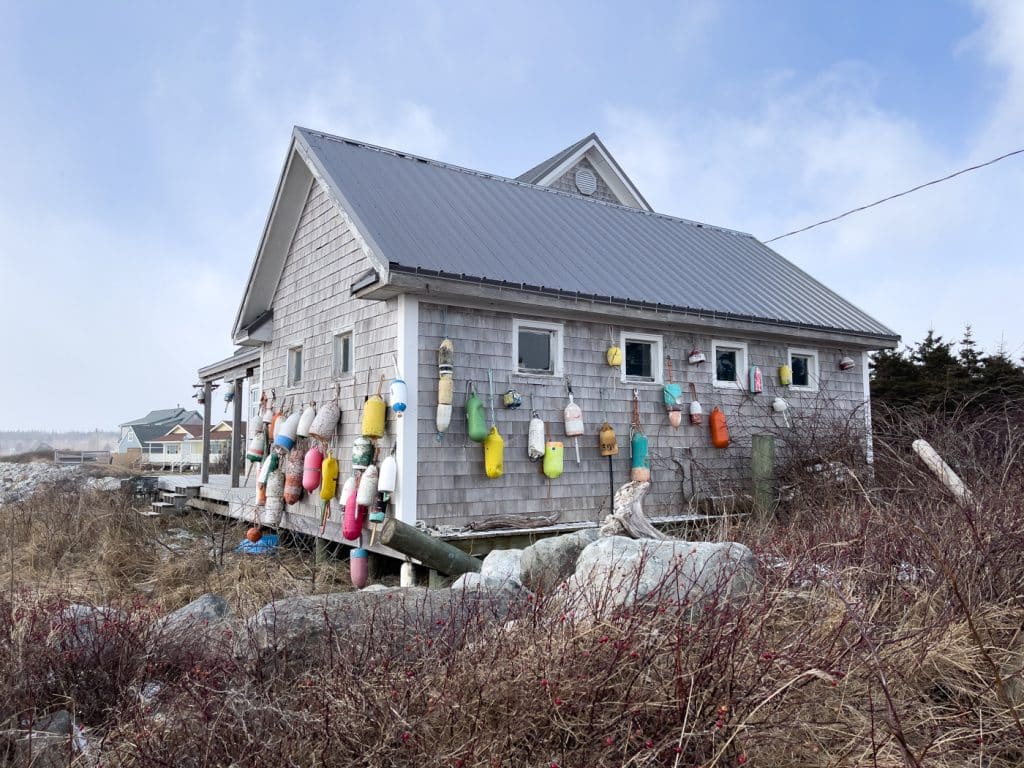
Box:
1, 1, 1021, 430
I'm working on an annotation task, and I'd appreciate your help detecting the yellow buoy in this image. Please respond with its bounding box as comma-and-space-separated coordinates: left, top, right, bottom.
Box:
362, 395, 386, 438
606, 346, 623, 367
483, 426, 504, 479
778, 364, 793, 387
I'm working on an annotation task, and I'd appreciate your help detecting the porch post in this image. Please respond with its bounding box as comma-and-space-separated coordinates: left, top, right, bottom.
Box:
231, 377, 243, 488
201, 381, 212, 483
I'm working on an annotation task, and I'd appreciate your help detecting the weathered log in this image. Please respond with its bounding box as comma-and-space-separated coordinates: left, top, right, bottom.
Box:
912, 439, 976, 508
599, 481, 670, 540
465, 512, 560, 532
380, 518, 482, 576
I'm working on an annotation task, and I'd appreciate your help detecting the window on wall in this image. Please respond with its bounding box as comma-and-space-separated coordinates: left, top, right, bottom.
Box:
287, 346, 303, 386
332, 332, 353, 378
712, 340, 748, 388
788, 348, 819, 391
621, 333, 663, 383
513, 320, 563, 375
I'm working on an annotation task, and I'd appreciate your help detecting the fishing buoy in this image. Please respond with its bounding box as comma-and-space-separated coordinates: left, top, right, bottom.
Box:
389, 377, 408, 417
352, 436, 374, 471
839, 356, 856, 371
749, 366, 763, 394
502, 375, 522, 409
302, 445, 323, 493
246, 430, 266, 464
356, 465, 379, 506
362, 394, 386, 438
257, 452, 275, 485
339, 476, 356, 508
261, 403, 274, 425
268, 409, 281, 442
262, 470, 285, 526
778, 365, 793, 387
630, 430, 650, 482
400, 560, 416, 587
543, 441, 564, 479
688, 348, 707, 365
483, 426, 504, 479
246, 527, 262, 543
297, 403, 317, 438
710, 407, 730, 449
528, 411, 545, 461
283, 447, 305, 505
350, 548, 369, 589
772, 396, 791, 428
320, 452, 339, 499
437, 338, 454, 433
465, 384, 487, 442
564, 387, 584, 464
378, 454, 397, 494
606, 346, 623, 367
599, 422, 618, 456
342, 488, 362, 540
256, 484, 266, 507
664, 356, 683, 428
688, 383, 703, 425
308, 399, 340, 441
274, 412, 301, 450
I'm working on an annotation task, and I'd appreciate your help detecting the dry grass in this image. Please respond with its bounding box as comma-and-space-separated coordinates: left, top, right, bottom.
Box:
1, 403, 1023, 766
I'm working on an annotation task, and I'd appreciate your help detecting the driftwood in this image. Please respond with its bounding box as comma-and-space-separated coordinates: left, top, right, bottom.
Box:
912, 439, 976, 509
599, 481, 671, 540
465, 512, 560, 532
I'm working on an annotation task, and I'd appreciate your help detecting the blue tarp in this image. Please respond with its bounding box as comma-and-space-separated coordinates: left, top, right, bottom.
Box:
235, 534, 279, 554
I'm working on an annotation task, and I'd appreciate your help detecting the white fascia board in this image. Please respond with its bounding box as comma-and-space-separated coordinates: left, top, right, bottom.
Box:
534, 138, 651, 212
291, 128, 391, 283
394, 295, 419, 526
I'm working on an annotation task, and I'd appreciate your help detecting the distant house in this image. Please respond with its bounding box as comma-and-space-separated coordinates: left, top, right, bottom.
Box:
204, 126, 898, 542
142, 421, 242, 470
118, 408, 202, 454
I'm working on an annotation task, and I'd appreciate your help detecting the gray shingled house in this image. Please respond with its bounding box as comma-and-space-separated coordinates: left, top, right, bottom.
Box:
226, 127, 898, 543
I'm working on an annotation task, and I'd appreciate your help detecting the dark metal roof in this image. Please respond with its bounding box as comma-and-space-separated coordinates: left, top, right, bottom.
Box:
120, 408, 200, 428
296, 128, 898, 341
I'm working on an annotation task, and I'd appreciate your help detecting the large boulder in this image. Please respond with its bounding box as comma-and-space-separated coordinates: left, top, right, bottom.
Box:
453, 548, 524, 591
567, 536, 758, 617
49, 604, 127, 652
520, 529, 599, 594
246, 587, 525, 671
0, 710, 94, 768
150, 594, 236, 658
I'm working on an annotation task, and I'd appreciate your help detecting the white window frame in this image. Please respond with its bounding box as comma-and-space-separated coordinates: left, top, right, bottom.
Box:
332, 329, 354, 379
711, 339, 748, 389
287, 345, 303, 387
788, 347, 820, 392
620, 332, 663, 384
512, 319, 564, 377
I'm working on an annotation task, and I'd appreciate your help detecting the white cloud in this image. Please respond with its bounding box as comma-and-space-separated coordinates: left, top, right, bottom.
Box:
603, 5, 1024, 357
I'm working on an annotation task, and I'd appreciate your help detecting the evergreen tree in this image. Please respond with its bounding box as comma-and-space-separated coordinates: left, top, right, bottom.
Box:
910, 329, 960, 410
869, 347, 920, 409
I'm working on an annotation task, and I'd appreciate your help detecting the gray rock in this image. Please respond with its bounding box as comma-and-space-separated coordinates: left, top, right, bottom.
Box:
451, 572, 482, 590
520, 529, 598, 594
150, 594, 237, 659
479, 548, 523, 588
568, 536, 758, 617
246, 587, 525, 671
2, 710, 93, 768
51, 604, 126, 651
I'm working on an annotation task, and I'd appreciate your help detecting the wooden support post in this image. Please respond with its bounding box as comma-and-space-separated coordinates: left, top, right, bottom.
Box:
200, 381, 213, 484
230, 378, 243, 488
379, 518, 482, 576
751, 434, 776, 516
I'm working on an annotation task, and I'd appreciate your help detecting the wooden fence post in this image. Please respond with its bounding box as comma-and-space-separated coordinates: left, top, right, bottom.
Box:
751, 434, 776, 516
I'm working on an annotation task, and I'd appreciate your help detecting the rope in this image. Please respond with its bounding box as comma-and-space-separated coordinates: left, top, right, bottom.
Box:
487, 369, 496, 427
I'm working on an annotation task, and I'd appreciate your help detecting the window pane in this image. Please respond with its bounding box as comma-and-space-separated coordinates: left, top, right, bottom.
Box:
625, 341, 653, 379
288, 348, 302, 385
716, 349, 737, 382
333, 334, 352, 377
518, 329, 552, 372
792, 355, 809, 386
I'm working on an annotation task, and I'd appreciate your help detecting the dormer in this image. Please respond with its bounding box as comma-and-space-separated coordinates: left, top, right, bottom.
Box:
516, 133, 652, 212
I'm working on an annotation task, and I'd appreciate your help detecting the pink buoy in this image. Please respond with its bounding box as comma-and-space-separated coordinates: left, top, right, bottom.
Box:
350, 548, 369, 589
303, 445, 323, 493
342, 488, 362, 540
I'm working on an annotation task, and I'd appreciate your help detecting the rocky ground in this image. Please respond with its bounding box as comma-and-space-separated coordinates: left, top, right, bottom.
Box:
0, 459, 127, 506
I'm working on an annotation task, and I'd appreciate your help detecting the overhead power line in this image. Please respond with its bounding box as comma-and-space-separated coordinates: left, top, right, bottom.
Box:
764, 147, 1024, 243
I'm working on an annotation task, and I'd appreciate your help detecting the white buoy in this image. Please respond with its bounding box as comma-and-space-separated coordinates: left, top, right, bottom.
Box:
297, 403, 317, 437
378, 454, 397, 494
400, 560, 416, 587
356, 465, 379, 507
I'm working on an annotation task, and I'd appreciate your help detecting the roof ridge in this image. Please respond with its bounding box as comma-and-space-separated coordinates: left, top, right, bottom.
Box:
294, 126, 757, 240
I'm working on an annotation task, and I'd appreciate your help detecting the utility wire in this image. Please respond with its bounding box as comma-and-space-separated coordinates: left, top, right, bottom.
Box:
765, 147, 1024, 243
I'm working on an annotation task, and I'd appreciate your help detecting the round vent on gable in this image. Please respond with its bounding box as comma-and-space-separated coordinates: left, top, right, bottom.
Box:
574, 167, 597, 196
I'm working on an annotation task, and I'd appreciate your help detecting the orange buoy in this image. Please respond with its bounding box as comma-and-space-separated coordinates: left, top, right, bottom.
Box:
709, 406, 730, 449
